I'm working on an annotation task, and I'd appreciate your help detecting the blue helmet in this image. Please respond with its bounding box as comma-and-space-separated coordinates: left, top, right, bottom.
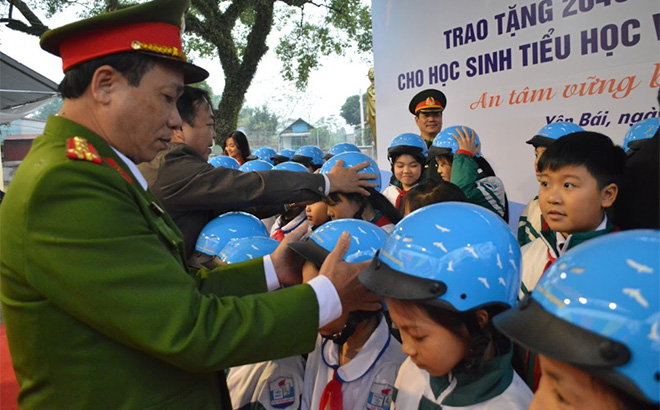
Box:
219, 236, 280, 264
387, 133, 427, 163
195, 212, 269, 256
272, 161, 310, 173
208, 155, 240, 170
359, 202, 521, 311
623, 118, 659, 153
271, 149, 296, 165
289, 219, 388, 268
324, 142, 361, 160
319, 151, 381, 192
248, 146, 277, 164
291, 145, 324, 169
526, 121, 584, 147
429, 125, 481, 157
494, 230, 660, 404
239, 159, 273, 172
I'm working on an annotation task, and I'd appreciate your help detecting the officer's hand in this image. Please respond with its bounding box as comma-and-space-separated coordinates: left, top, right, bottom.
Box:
319, 231, 382, 314
453, 126, 481, 156
271, 224, 308, 286
326, 159, 378, 197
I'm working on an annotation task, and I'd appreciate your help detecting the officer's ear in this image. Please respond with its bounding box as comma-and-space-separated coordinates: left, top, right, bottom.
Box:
89, 65, 121, 105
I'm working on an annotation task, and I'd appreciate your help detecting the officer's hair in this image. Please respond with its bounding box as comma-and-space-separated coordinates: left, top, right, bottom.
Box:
537, 131, 626, 190
58, 52, 159, 99
177, 86, 212, 127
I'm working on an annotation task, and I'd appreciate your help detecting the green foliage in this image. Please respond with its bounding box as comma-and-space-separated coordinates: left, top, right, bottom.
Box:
238, 105, 279, 148
4, 0, 372, 143
275, 0, 372, 90
340, 93, 366, 126
310, 115, 348, 150
27, 96, 63, 120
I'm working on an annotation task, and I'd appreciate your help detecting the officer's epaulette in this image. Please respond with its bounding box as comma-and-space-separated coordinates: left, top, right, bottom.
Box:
66, 136, 102, 164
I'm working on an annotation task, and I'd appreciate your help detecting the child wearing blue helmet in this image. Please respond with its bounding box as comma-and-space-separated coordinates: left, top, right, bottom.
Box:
289, 219, 405, 410
269, 162, 312, 241
429, 126, 509, 222
518, 122, 584, 247
383, 133, 428, 214
495, 230, 660, 410
320, 152, 401, 233
359, 203, 533, 409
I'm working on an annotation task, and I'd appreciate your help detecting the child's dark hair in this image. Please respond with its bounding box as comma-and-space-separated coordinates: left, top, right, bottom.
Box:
389, 151, 426, 171
537, 131, 626, 189
326, 188, 402, 225
405, 181, 468, 213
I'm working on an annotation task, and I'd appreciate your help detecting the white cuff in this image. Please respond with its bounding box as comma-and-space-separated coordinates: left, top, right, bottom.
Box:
322, 174, 330, 197
262, 255, 281, 291
308, 275, 342, 328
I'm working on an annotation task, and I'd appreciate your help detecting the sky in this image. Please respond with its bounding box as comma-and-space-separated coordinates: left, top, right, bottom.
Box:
0, 4, 373, 129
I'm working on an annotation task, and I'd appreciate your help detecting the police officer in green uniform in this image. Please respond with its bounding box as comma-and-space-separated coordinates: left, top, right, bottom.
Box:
0, 0, 379, 408
408, 88, 447, 186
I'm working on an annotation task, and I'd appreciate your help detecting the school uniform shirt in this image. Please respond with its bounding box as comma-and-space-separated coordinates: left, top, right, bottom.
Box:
227, 356, 305, 410
520, 216, 614, 297
270, 211, 310, 241
517, 195, 543, 247
302, 316, 406, 410
450, 152, 507, 220
392, 353, 532, 410
383, 181, 421, 214
370, 212, 395, 234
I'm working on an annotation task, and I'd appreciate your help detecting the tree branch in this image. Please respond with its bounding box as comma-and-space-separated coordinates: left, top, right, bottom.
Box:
3, 0, 49, 36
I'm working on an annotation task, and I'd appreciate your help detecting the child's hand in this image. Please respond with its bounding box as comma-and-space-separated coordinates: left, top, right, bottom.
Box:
453, 126, 481, 156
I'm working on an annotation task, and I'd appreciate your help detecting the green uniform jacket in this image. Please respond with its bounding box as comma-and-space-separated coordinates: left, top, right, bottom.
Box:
0, 116, 318, 409
450, 153, 508, 220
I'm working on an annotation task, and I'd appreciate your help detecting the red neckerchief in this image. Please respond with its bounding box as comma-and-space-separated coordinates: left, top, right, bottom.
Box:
394, 186, 409, 213
319, 368, 343, 410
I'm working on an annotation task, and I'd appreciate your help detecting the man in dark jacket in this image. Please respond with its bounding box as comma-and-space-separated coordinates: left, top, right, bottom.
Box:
139, 86, 376, 267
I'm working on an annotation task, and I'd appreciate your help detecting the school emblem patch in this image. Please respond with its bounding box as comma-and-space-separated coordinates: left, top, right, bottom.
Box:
269, 377, 296, 409
366, 382, 394, 410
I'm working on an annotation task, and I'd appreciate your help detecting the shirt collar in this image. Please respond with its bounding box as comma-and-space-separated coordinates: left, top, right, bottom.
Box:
321, 316, 391, 382
556, 215, 608, 256
110, 147, 148, 191
430, 349, 514, 406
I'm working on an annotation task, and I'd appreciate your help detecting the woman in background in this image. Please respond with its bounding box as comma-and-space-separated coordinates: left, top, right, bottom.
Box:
223, 130, 251, 165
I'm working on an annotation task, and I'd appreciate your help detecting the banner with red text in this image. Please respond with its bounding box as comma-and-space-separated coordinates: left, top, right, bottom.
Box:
371, 0, 660, 207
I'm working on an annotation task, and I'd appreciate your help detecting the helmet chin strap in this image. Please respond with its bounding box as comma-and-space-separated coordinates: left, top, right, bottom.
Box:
324, 311, 380, 346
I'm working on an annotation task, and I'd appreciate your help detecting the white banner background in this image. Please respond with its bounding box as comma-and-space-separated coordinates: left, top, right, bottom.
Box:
371, 0, 660, 222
